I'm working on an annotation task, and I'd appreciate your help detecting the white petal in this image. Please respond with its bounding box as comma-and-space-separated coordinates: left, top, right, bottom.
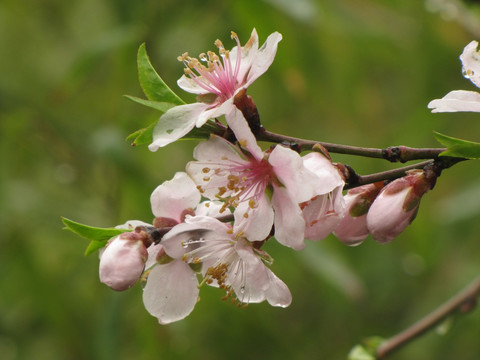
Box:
460, 41, 480, 88
191, 134, 245, 162
225, 105, 264, 160
150, 172, 200, 222
177, 75, 211, 95
272, 185, 306, 250
161, 217, 231, 259
244, 31, 283, 88
149, 103, 210, 151
142, 260, 199, 324
115, 220, 151, 230
195, 200, 231, 217
428, 90, 480, 113
234, 194, 274, 241
264, 268, 292, 307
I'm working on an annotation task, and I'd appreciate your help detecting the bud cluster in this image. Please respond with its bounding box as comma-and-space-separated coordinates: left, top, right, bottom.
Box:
335, 170, 436, 245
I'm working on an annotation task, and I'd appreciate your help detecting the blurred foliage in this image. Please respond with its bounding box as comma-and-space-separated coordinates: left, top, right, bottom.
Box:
2, 0, 480, 359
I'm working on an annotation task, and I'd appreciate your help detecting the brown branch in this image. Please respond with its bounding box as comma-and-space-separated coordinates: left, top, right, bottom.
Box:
256, 129, 447, 162
376, 273, 480, 359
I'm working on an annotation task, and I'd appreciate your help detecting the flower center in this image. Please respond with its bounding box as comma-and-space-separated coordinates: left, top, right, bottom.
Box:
198, 156, 275, 213
177, 31, 243, 101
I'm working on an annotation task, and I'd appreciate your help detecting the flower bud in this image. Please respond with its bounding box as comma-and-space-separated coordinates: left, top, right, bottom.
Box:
99, 232, 149, 291
366, 170, 434, 243
334, 182, 383, 246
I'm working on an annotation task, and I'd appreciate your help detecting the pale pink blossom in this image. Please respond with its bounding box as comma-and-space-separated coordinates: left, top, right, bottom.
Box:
99, 232, 149, 291
333, 182, 383, 246
300, 152, 345, 241
164, 216, 291, 307
142, 171, 226, 324
428, 41, 480, 113
366, 170, 433, 243
186, 136, 337, 250
149, 29, 282, 151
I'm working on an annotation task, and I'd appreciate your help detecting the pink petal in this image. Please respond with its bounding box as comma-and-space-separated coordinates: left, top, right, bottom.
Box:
230, 29, 260, 85
150, 172, 201, 222
142, 260, 199, 324
303, 187, 345, 241
149, 102, 210, 151
428, 90, 480, 113
264, 268, 292, 307
99, 236, 147, 291
272, 184, 306, 250
302, 152, 345, 194
225, 106, 264, 160
268, 145, 318, 203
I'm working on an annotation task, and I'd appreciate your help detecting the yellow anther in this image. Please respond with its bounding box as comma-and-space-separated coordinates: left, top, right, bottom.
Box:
227, 228, 234, 234
182, 254, 188, 262
193, 257, 201, 264
248, 198, 257, 209
231, 31, 238, 39
214, 39, 223, 48
202, 167, 210, 173
243, 213, 248, 218
203, 176, 210, 182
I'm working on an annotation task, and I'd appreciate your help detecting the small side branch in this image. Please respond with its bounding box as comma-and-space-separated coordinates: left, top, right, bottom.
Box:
376, 273, 480, 359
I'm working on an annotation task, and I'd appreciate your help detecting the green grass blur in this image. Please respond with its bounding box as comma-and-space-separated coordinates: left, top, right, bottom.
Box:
2, 0, 480, 359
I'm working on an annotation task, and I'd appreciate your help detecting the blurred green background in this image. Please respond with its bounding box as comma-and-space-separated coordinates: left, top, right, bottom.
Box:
2, 0, 480, 359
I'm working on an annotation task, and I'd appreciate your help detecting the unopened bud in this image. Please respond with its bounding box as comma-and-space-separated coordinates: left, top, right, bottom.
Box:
334, 182, 383, 245
366, 170, 435, 243
99, 232, 148, 291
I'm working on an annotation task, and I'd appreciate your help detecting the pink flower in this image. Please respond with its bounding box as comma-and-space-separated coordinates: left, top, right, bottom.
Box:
99, 231, 149, 291
300, 153, 345, 241
428, 41, 480, 113
163, 216, 292, 307
149, 29, 282, 151
366, 170, 434, 243
333, 182, 383, 246
142, 171, 228, 324
186, 136, 337, 250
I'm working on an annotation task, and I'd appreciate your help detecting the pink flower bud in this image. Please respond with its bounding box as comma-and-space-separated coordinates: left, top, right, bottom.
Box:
366, 170, 434, 243
99, 232, 149, 291
334, 182, 383, 246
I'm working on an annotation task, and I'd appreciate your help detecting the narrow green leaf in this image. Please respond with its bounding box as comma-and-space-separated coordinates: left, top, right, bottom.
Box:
124, 95, 177, 113
433, 131, 480, 159
137, 43, 184, 104
84, 239, 109, 256
61, 217, 126, 242
126, 121, 157, 146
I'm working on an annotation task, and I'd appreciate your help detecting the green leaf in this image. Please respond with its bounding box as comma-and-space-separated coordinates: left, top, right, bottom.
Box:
348, 345, 376, 360
61, 217, 126, 242
137, 43, 184, 104
126, 121, 157, 146
124, 95, 178, 113
84, 239, 109, 256
433, 131, 480, 159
